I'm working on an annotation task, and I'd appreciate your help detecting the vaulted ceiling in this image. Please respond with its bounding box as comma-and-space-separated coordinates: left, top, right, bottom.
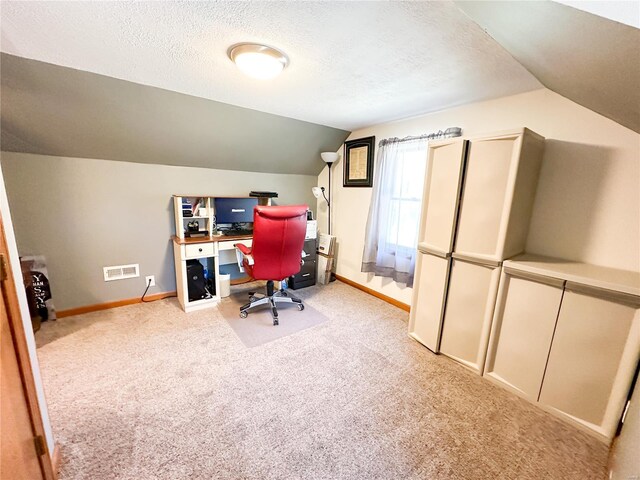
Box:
456, 1, 640, 133
0, 1, 638, 175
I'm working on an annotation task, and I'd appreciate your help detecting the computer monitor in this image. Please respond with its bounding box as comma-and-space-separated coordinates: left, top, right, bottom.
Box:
214, 197, 259, 224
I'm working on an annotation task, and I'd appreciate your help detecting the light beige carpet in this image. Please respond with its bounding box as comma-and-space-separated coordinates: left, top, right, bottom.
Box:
219, 287, 328, 347
35, 281, 609, 479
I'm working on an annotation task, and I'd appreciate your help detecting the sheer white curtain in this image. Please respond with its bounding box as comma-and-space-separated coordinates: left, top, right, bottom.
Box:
361, 137, 429, 286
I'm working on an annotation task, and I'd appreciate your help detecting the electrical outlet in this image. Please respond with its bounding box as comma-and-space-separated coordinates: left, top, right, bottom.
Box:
145, 275, 156, 287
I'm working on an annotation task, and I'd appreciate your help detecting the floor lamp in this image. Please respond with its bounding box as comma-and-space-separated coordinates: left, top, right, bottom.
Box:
313, 152, 339, 235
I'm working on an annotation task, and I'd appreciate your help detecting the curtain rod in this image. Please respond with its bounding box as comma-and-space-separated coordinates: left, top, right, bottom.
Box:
379, 127, 462, 147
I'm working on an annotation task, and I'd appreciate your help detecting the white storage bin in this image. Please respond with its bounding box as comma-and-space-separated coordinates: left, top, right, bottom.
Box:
219, 274, 231, 298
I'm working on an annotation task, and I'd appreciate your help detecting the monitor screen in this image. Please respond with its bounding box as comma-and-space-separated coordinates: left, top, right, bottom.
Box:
214, 197, 259, 224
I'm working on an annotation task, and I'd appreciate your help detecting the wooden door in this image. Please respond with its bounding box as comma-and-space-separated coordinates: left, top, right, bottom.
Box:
0, 213, 54, 479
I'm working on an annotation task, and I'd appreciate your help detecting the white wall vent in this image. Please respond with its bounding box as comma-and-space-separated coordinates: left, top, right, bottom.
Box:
103, 264, 140, 282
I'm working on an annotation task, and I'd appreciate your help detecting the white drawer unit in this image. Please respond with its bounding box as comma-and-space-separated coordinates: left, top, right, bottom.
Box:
419, 138, 467, 255
408, 247, 451, 352
484, 268, 565, 402
439, 255, 501, 373
454, 129, 544, 263
185, 242, 215, 259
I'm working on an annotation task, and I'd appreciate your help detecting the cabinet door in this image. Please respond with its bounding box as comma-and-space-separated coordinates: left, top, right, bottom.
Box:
419, 139, 467, 254
484, 270, 564, 401
408, 252, 450, 352
539, 287, 640, 440
439, 258, 501, 373
454, 135, 519, 260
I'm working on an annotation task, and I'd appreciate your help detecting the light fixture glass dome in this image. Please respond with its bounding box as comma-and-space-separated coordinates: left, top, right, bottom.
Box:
228, 43, 289, 80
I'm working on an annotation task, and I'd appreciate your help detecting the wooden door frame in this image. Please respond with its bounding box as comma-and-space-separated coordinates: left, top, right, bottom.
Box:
1, 210, 57, 480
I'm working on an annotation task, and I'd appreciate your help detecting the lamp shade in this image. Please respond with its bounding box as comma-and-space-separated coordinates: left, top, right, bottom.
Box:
321, 152, 340, 164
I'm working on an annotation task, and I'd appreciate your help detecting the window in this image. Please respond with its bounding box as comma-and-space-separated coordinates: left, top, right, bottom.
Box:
383, 142, 427, 253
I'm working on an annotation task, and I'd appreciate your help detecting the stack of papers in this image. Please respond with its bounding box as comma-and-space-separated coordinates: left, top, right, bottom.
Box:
317, 233, 336, 285
317, 233, 336, 256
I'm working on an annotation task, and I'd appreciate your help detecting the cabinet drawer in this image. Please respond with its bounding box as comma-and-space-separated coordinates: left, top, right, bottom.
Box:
303, 239, 317, 260
296, 259, 316, 279
219, 239, 252, 251
185, 242, 214, 259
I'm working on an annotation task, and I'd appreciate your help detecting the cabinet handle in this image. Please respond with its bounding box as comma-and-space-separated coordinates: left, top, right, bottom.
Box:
198, 248, 203, 252
302, 273, 310, 277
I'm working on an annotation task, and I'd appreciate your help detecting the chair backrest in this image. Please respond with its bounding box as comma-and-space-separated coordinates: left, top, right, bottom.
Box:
250, 205, 308, 281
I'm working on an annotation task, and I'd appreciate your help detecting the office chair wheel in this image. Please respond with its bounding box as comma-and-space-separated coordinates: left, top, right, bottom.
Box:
297, 304, 305, 311
239, 310, 248, 318
273, 318, 279, 326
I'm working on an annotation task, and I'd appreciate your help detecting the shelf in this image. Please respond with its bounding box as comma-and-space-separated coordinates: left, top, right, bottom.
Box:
504, 254, 640, 297
183, 216, 209, 220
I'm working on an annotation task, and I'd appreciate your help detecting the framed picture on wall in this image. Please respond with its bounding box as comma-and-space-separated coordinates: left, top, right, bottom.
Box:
343, 136, 375, 187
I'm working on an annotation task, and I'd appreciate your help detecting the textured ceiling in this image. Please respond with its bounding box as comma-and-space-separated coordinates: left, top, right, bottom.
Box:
457, 1, 640, 133
0, 1, 542, 131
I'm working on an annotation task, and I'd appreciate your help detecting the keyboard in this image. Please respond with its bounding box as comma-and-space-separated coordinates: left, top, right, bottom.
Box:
222, 229, 253, 236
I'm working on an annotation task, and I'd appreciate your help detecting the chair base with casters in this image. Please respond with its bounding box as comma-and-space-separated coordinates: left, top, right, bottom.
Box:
239, 280, 304, 325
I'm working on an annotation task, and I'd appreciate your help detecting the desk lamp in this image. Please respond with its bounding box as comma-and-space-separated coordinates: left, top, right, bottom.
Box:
314, 152, 339, 235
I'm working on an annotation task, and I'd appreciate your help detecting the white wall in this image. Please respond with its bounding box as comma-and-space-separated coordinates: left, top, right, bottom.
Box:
1, 153, 317, 310
318, 88, 640, 305
0, 163, 55, 454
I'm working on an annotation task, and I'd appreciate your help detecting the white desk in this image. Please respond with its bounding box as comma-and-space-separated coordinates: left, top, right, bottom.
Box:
172, 234, 252, 312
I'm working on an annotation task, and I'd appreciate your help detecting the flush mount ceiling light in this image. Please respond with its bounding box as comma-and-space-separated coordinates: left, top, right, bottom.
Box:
228, 43, 289, 80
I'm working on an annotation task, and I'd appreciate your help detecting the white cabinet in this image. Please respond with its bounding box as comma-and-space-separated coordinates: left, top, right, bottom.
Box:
438, 256, 501, 373
408, 248, 450, 352
419, 138, 467, 255
173, 239, 220, 313
410, 129, 544, 362
454, 129, 544, 262
538, 285, 640, 440
484, 269, 564, 402
485, 254, 640, 441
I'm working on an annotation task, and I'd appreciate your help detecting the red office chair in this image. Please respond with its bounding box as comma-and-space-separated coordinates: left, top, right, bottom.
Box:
234, 205, 308, 325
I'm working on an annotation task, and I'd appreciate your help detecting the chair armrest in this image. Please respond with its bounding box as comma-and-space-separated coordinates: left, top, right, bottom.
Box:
234, 243, 254, 266
235, 243, 252, 256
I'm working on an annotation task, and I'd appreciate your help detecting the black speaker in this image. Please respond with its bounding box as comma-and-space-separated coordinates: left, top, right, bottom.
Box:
186, 260, 207, 301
